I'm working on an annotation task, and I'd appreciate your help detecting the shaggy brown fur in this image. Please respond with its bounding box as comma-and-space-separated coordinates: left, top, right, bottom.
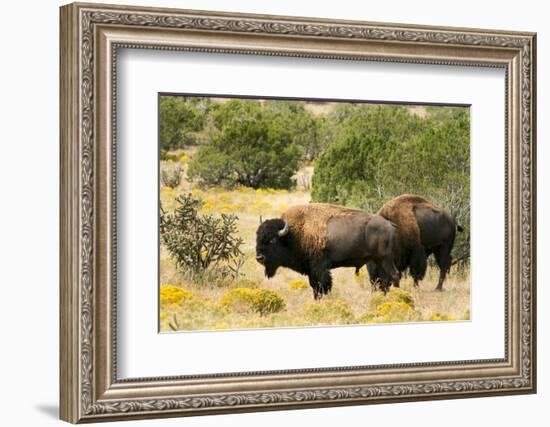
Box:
281, 203, 362, 257
378, 194, 434, 252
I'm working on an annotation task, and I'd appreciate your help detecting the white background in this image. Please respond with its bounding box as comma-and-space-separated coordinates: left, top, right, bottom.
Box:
0, 0, 546, 426
118, 49, 504, 377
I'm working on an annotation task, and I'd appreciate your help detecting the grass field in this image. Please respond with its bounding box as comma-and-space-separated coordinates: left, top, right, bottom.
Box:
159, 151, 471, 332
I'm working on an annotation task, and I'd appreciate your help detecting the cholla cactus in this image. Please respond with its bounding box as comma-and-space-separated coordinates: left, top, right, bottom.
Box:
160, 193, 244, 278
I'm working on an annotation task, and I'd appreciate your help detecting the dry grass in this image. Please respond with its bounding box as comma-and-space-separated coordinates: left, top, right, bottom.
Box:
159, 150, 470, 332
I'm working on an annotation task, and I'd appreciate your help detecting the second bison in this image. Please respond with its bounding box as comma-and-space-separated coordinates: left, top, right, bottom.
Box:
367, 194, 464, 291
256, 203, 399, 300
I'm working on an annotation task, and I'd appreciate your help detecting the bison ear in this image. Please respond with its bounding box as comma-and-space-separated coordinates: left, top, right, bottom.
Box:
278, 220, 290, 237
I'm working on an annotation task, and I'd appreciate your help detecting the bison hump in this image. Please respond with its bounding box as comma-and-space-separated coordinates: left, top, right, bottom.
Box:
378, 194, 433, 251
282, 203, 364, 256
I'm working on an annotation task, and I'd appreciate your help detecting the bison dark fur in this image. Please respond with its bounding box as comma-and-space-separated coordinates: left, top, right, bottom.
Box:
367, 194, 463, 291
256, 203, 400, 300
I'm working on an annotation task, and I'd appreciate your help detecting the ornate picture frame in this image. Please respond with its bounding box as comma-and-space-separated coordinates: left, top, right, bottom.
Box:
60, 2, 536, 423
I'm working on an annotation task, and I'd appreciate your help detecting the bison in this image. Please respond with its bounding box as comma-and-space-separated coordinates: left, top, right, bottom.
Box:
255, 203, 400, 300
367, 194, 464, 291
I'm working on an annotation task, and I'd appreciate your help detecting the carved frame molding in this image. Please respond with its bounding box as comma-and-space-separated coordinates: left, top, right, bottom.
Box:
60, 2, 536, 423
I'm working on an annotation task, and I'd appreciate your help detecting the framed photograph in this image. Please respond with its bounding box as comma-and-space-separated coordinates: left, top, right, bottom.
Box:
60, 2, 537, 423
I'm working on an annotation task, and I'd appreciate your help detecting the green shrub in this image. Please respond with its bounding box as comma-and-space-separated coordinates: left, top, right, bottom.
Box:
159, 285, 193, 307
368, 288, 415, 311
289, 279, 309, 290
159, 96, 212, 150
220, 288, 285, 316
160, 194, 244, 280
160, 161, 182, 188
230, 278, 259, 289
187, 99, 302, 189
302, 300, 355, 325
359, 288, 419, 324
359, 301, 420, 324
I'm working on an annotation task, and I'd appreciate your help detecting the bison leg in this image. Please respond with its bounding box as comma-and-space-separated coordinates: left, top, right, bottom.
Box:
382, 257, 401, 288
309, 259, 333, 298
369, 261, 390, 293
318, 269, 333, 295
366, 261, 380, 291
307, 274, 322, 300
375, 258, 399, 293
409, 246, 427, 288
434, 245, 452, 291
313, 288, 322, 300
308, 270, 333, 299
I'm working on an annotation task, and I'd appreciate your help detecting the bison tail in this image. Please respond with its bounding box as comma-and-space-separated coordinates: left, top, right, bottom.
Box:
457, 224, 464, 232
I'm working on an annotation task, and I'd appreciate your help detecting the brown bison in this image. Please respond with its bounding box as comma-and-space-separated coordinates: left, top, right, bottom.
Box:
255, 203, 400, 300
367, 194, 464, 291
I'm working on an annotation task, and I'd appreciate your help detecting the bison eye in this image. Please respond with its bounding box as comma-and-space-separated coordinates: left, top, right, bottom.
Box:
270, 237, 278, 244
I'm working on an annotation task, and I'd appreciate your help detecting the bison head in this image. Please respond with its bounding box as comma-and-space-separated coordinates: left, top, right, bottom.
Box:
255, 218, 291, 278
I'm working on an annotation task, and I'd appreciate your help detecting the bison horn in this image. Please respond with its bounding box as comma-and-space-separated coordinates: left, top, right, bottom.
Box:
278, 220, 289, 237
259, 215, 263, 225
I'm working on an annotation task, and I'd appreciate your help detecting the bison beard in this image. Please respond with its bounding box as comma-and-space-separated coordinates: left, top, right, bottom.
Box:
263, 258, 279, 279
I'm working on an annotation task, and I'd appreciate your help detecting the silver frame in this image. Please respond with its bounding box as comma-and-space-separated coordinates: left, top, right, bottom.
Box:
60, 2, 536, 423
